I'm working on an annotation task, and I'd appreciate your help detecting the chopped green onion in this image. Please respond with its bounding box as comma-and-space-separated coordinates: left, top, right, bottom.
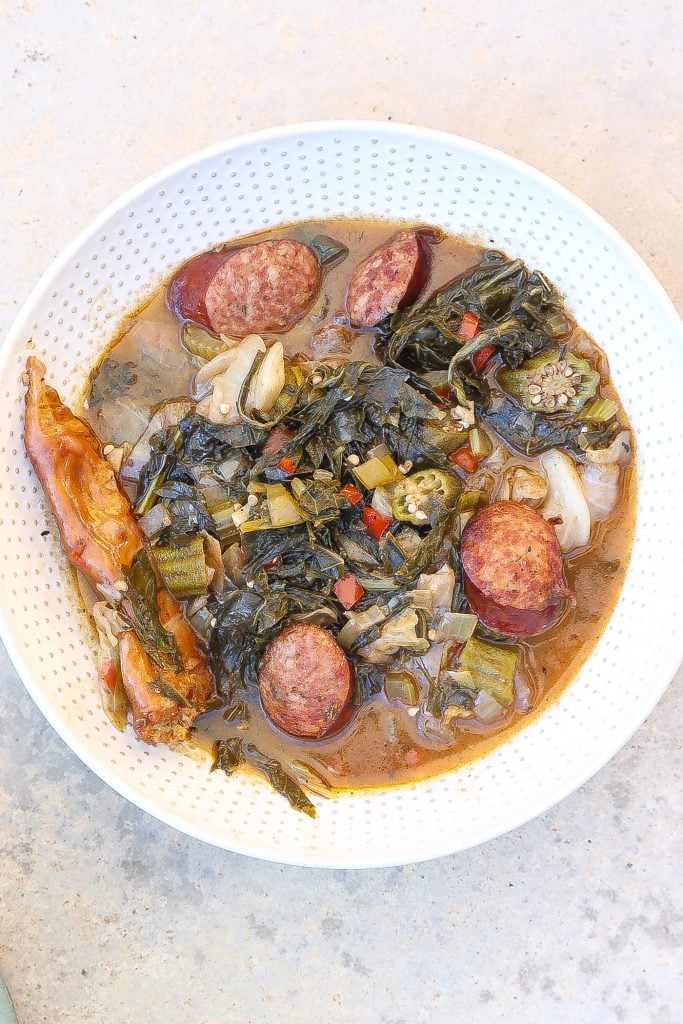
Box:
265, 483, 304, 528
181, 322, 228, 361
209, 499, 241, 543
457, 490, 483, 513
353, 455, 400, 489
238, 516, 270, 534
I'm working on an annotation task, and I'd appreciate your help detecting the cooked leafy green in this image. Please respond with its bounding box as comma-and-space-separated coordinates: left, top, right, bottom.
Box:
481, 393, 619, 457
426, 676, 476, 717
125, 237, 625, 817
382, 251, 575, 398
211, 738, 316, 817
308, 233, 349, 268
121, 548, 182, 672
88, 357, 138, 408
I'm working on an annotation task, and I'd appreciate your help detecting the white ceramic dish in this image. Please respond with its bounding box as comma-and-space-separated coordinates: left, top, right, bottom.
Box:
1, 122, 682, 868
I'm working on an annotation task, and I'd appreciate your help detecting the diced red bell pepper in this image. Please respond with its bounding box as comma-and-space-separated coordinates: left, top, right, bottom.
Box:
333, 572, 365, 610
449, 445, 479, 474
472, 344, 496, 373
339, 483, 364, 505
459, 311, 480, 340
362, 506, 393, 539
276, 456, 297, 474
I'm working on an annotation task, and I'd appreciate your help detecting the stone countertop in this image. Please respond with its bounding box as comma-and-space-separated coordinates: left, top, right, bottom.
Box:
1, 2, 681, 1022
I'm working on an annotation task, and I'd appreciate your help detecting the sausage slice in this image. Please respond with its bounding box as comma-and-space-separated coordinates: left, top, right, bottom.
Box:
461, 501, 572, 638
168, 239, 321, 337
345, 228, 438, 328
167, 248, 230, 331
258, 622, 353, 738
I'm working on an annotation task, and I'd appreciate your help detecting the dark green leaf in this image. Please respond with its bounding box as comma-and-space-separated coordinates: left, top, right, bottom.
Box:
211, 738, 316, 817
88, 357, 138, 408
308, 233, 349, 268
481, 393, 620, 457
149, 675, 195, 708
426, 677, 477, 716
121, 548, 182, 672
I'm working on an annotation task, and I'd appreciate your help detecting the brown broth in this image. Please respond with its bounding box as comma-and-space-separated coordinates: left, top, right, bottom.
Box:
81, 218, 636, 793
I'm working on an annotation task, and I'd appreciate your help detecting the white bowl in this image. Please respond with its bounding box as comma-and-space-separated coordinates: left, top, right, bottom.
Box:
1, 122, 682, 868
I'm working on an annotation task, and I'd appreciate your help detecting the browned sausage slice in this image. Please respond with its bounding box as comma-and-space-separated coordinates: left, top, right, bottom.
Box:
168, 239, 321, 337
205, 239, 321, 336
461, 501, 572, 638
345, 228, 438, 328
258, 622, 353, 738
167, 248, 229, 331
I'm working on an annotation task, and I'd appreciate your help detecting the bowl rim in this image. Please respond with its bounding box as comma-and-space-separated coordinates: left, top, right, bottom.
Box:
1, 120, 682, 868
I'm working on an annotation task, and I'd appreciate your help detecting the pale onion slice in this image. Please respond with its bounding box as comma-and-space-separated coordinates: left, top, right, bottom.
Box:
194, 335, 266, 425
540, 449, 591, 552
579, 462, 620, 523
244, 341, 285, 415
584, 429, 632, 466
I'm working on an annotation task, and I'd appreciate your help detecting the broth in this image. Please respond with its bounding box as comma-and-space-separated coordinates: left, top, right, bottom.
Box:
82, 218, 636, 793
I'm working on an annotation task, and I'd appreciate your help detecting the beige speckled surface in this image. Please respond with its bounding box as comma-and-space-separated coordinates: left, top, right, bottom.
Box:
1, 2, 681, 1022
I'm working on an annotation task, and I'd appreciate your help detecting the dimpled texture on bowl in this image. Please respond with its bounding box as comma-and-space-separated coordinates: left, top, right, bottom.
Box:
1, 122, 682, 868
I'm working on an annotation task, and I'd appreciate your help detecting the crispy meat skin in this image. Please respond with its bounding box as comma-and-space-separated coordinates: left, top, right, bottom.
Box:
24, 358, 214, 743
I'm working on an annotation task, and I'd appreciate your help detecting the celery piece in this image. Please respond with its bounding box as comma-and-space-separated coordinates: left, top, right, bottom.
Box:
581, 397, 619, 423
459, 636, 518, 705
468, 427, 493, 460
353, 455, 400, 489
265, 484, 304, 528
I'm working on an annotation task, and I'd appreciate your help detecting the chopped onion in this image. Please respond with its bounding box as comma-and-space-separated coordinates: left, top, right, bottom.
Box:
290, 607, 339, 628
202, 532, 225, 593
417, 564, 455, 612
121, 398, 194, 482
409, 589, 435, 614
193, 349, 239, 395
138, 503, 172, 540
584, 429, 632, 466
337, 604, 387, 649
193, 335, 265, 424
514, 673, 533, 713
244, 341, 285, 415
102, 442, 130, 475
482, 444, 509, 475
433, 612, 477, 643
222, 542, 245, 587
371, 484, 395, 518
579, 462, 620, 523
335, 534, 380, 567
474, 689, 505, 723
499, 465, 548, 508
540, 449, 591, 552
